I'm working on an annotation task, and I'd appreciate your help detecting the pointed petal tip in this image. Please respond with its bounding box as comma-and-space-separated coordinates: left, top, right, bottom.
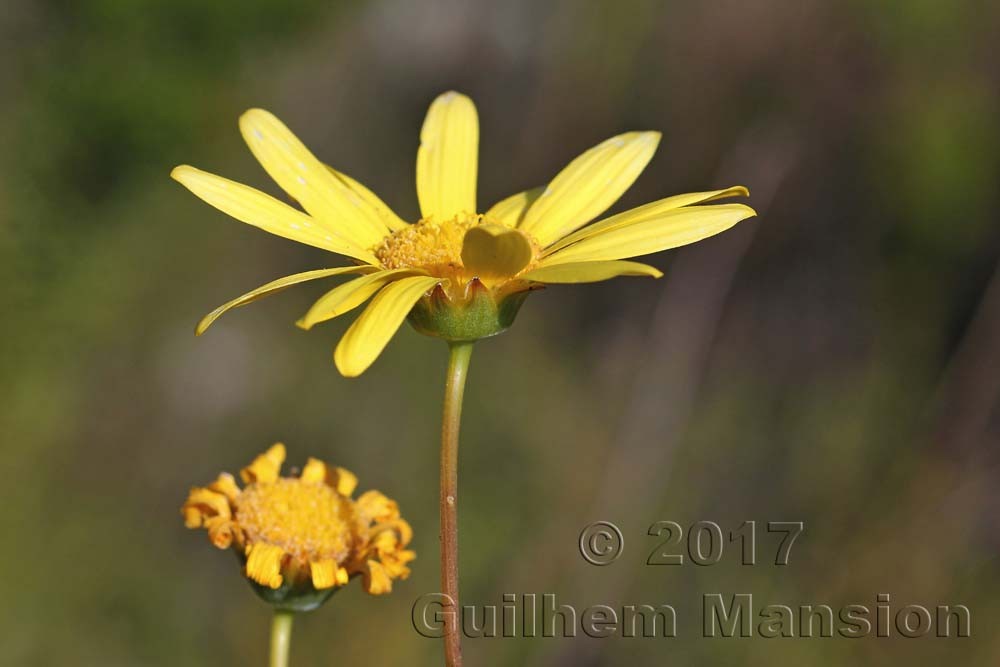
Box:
195, 310, 218, 336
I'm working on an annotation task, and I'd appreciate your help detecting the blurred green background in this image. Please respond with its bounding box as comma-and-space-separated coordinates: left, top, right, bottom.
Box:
4, 0, 999, 664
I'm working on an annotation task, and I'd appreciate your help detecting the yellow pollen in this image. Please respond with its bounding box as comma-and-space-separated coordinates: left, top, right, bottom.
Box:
236, 478, 352, 564
375, 214, 481, 275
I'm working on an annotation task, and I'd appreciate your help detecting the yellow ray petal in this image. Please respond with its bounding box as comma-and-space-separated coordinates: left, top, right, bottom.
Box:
362, 560, 393, 594
205, 517, 236, 549
239, 109, 391, 247
246, 543, 285, 589
297, 269, 425, 330
334, 276, 442, 377
416, 92, 478, 220
484, 187, 544, 227
310, 558, 339, 590
330, 466, 358, 497
181, 487, 232, 527
171, 166, 379, 264
300, 458, 327, 484
355, 490, 401, 522
461, 223, 534, 280
196, 266, 379, 336
540, 203, 756, 265
325, 165, 408, 231
207, 473, 241, 503
240, 443, 286, 485
544, 186, 749, 255
521, 260, 663, 283
519, 131, 660, 247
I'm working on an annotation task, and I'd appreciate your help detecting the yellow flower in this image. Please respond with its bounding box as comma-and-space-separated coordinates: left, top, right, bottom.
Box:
181, 443, 414, 610
172, 91, 756, 376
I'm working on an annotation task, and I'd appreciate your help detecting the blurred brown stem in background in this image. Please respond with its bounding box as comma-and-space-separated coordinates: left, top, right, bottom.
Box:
932, 258, 1000, 457
544, 122, 798, 667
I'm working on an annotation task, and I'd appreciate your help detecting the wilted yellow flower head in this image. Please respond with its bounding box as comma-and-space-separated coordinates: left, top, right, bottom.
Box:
181, 443, 414, 610
173, 91, 756, 376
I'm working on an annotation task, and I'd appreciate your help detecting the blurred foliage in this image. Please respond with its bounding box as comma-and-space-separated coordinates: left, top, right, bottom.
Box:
2, 0, 998, 665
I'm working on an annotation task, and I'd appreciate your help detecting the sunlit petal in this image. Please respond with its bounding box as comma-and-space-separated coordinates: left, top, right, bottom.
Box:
416, 92, 478, 220
519, 131, 660, 246
325, 165, 409, 231
334, 276, 442, 377
484, 187, 544, 227
521, 260, 663, 283
297, 268, 426, 330
171, 165, 379, 264
196, 266, 379, 335
240, 109, 392, 247
545, 186, 749, 255
540, 204, 756, 265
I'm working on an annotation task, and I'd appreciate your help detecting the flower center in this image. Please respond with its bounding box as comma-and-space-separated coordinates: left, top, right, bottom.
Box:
375, 214, 480, 276
374, 214, 540, 283
236, 478, 352, 563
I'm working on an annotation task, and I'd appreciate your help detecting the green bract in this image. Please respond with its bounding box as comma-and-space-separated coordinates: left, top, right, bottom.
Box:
407, 279, 536, 342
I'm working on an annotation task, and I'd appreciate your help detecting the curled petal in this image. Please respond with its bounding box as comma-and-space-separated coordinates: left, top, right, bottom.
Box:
362, 560, 393, 595
240, 443, 286, 485
300, 458, 327, 484
245, 543, 285, 589
330, 466, 358, 497
309, 558, 339, 590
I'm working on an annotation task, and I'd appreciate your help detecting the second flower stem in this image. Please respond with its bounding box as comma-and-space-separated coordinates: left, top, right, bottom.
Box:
270, 609, 294, 667
440, 341, 473, 667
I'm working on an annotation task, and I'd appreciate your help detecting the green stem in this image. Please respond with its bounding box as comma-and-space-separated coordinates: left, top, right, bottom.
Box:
270, 610, 294, 667
440, 341, 474, 667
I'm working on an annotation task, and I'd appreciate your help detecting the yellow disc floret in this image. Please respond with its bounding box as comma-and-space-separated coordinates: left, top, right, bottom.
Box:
181, 443, 415, 609
375, 214, 481, 276
374, 214, 541, 286
236, 478, 351, 565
